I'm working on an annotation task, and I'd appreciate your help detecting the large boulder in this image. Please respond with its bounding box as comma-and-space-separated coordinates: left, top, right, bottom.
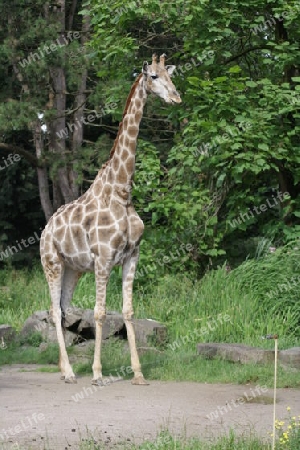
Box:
197, 343, 275, 364
197, 343, 300, 370
21, 313, 77, 346
132, 319, 167, 346
279, 347, 300, 369
20, 309, 167, 348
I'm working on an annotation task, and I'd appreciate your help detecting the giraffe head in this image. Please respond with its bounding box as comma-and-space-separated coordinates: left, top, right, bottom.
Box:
142, 54, 181, 104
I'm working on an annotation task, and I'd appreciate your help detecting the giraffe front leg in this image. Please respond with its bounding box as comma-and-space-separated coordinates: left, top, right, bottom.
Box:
59, 267, 81, 383
92, 259, 110, 385
122, 251, 149, 385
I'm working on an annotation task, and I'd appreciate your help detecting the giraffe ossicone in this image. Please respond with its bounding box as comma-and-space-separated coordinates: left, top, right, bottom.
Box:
40, 54, 181, 385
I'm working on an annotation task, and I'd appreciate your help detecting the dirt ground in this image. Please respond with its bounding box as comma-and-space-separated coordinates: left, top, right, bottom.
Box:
1, 365, 300, 450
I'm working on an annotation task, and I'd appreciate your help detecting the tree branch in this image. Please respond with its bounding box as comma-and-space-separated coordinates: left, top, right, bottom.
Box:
223, 45, 270, 64
0, 143, 41, 167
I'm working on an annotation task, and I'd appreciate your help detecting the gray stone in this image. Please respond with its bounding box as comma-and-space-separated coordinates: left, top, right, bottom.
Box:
103, 314, 125, 340
197, 343, 275, 364
279, 347, 300, 369
21, 317, 47, 337
21, 310, 166, 350
77, 309, 95, 337
21, 316, 76, 346
0, 324, 16, 344
64, 307, 84, 328
77, 311, 125, 340
32, 310, 49, 322
132, 319, 167, 346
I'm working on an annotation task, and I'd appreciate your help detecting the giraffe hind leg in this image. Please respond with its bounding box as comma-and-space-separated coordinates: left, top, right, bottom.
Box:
43, 259, 77, 383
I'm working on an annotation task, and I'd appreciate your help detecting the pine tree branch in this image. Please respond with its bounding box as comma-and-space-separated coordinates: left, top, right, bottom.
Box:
0, 143, 41, 167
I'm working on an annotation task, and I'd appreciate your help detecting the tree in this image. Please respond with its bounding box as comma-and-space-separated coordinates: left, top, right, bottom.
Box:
86, 0, 300, 272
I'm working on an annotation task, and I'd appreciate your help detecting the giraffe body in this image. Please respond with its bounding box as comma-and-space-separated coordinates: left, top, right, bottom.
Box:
40, 54, 181, 384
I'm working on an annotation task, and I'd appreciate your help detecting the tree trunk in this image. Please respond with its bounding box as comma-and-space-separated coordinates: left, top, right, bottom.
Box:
69, 12, 91, 199
33, 121, 54, 221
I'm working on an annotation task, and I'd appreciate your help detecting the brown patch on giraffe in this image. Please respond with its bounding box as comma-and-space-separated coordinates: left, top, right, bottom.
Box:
111, 201, 126, 219
70, 206, 84, 224
85, 200, 98, 214
127, 126, 138, 138
135, 98, 142, 109
110, 233, 125, 249
117, 165, 128, 184
71, 226, 86, 250
124, 136, 130, 148
63, 228, 76, 255
102, 184, 112, 197
112, 157, 120, 172
107, 168, 115, 184
118, 218, 128, 233
98, 211, 114, 227
93, 183, 103, 197
44, 242, 51, 254
55, 215, 64, 228
83, 214, 94, 229
97, 228, 113, 243
135, 111, 142, 122
125, 156, 135, 174
122, 149, 129, 160
54, 227, 65, 243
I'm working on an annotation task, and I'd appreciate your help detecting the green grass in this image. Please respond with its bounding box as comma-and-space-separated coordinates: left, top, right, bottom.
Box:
75, 429, 274, 450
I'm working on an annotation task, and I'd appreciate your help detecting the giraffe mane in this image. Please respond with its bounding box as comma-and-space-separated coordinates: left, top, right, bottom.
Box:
95, 73, 143, 178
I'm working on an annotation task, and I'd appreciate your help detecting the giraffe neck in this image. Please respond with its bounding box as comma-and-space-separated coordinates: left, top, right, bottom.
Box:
109, 74, 147, 188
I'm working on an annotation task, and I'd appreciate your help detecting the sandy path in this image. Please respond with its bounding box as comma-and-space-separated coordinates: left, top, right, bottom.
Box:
0, 365, 299, 449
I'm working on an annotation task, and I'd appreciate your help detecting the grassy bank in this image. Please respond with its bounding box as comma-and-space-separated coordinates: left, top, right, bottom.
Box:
0, 242, 299, 387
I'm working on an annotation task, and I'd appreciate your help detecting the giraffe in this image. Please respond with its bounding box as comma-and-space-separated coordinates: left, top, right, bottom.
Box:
40, 54, 181, 385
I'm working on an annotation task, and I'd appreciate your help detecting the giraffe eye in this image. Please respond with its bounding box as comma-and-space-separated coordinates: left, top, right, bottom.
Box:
151, 75, 158, 80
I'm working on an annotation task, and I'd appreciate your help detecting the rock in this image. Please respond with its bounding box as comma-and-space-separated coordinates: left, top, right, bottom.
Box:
197, 343, 275, 364
21, 309, 166, 349
279, 347, 300, 369
103, 314, 125, 340
77, 311, 125, 340
32, 310, 49, 322
64, 307, 84, 329
0, 324, 16, 344
77, 309, 95, 338
21, 317, 47, 337
21, 316, 76, 346
132, 319, 167, 346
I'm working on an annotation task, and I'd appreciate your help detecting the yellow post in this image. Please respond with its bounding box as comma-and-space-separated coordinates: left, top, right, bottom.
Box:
272, 336, 278, 450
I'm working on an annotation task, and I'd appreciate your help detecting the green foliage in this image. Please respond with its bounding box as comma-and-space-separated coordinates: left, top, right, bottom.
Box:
81, 0, 300, 273
19, 331, 43, 347
1, 0, 300, 274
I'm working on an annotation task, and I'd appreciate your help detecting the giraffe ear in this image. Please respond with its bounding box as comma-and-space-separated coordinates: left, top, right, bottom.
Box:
166, 65, 176, 76
142, 61, 148, 74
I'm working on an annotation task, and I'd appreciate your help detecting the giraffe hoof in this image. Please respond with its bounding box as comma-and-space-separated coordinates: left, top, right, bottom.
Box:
92, 378, 104, 386
131, 376, 149, 385
65, 376, 77, 384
